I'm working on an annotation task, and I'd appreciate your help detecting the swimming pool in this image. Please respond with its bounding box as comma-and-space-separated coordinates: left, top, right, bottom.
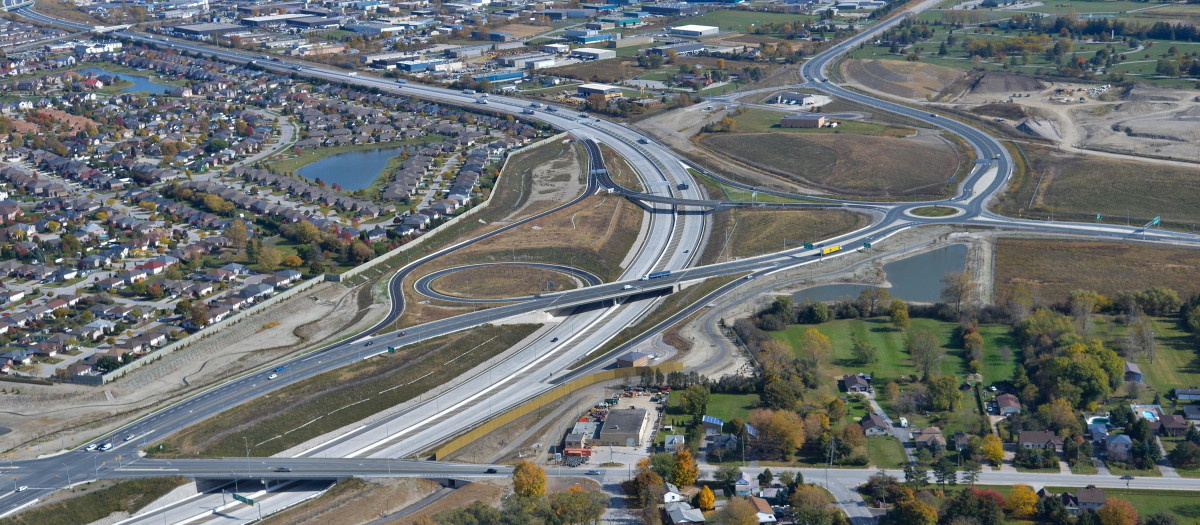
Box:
1087, 416, 1110, 426
1143, 410, 1158, 421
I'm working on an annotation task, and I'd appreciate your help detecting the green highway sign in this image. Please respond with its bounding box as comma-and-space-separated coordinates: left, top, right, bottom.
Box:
233, 493, 254, 505
387, 346, 395, 354
863, 242, 871, 249
803, 243, 814, 249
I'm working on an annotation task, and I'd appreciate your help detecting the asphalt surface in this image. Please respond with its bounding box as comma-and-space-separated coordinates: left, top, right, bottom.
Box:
7, 3, 1200, 523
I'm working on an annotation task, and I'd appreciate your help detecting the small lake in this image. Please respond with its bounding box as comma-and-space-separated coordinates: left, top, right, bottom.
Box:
81, 67, 175, 94
792, 244, 967, 304
297, 146, 409, 191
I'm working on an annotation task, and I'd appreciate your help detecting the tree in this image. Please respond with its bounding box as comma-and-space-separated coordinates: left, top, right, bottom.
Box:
680, 385, 710, 417
1097, 498, 1138, 525
1143, 513, 1181, 525
282, 255, 303, 268
1168, 441, 1200, 469
1007, 484, 1039, 519
851, 334, 878, 365
697, 485, 715, 511
933, 455, 957, 488
941, 271, 973, 311
982, 434, 1004, 465
717, 497, 759, 525
798, 327, 832, 367
189, 302, 209, 327
890, 299, 910, 330
259, 246, 282, 271
927, 375, 963, 411
96, 356, 121, 372
791, 484, 836, 525
541, 488, 606, 525
962, 460, 982, 486
888, 488, 938, 525
715, 465, 741, 496
757, 468, 774, 488
627, 470, 664, 508
226, 220, 247, 251
512, 460, 546, 498
906, 330, 945, 379
672, 449, 698, 486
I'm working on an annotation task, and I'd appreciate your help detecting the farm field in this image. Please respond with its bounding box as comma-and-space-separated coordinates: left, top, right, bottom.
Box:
996, 144, 1200, 229
993, 238, 1200, 304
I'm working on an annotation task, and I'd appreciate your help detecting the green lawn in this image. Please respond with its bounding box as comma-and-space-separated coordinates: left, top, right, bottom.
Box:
727, 108, 913, 136
665, 391, 758, 426
1106, 463, 1163, 478
1128, 317, 1200, 398
1043, 487, 1200, 522
867, 436, 908, 468
772, 317, 1019, 386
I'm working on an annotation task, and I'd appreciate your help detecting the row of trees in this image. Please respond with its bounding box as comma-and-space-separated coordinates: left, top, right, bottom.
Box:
425, 461, 605, 525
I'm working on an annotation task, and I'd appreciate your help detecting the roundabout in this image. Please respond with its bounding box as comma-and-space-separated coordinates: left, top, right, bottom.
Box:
905, 205, 966, 219
414, 262, 603, 303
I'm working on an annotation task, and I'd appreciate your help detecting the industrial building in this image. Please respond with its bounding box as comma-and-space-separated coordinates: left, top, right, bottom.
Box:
669, 24, 719, 37
473, 70, 525, 83
285, 16, 341, 30
641, 3, 701, 16
596, 408, 649, 446
173, 22, 244, 37
646, 41, 705, 56
241, 13, 309, 27
616, 351, 652, 368
780, 114, 827, 128
544, 43, 570, 54
577, 83, 623, 99
570, 47, 616, 60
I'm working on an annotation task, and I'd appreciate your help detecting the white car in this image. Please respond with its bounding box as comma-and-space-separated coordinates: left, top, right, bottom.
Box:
124, 433, 136, 441
86, 444, 98, 451
100, 443, 113, 451
268, 373, 278, 380
15, 486, 27, 492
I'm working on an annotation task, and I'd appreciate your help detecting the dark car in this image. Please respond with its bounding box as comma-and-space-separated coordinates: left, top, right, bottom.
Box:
276, 467, 292, 472
485, 468, 498, 474
550, 337, 559, 343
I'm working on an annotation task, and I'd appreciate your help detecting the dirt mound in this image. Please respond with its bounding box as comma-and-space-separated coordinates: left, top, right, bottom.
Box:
841, 59, 966, 100
972, 103, 1027, 120
1125, 86, 1182, 102
968, 71, 1045, 94
1016, 118, 1063, 141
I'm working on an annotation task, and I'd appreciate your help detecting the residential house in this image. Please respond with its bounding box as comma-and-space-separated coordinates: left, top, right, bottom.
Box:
1087, 423, 1109, 443
996, 393, 1022, 416
1076, 486, 1106, 512
1152, 414, 1189, 437
664, 483, 685, 503
859, 413, 889, 437
749, 497, 777, 523
952, 432, 971, 453
702, 415, 723, 435
1176, 388, 1200, 401
913, 427, 946, 449
1125, 361, 1143, 383
665, 434, 686, 450
842, 373, 871, 393
734, 472, 758, 497
1018, 430, 1063, 452
1105, 434, 1133, 462
663, 502, 705, 524
1185, 405, 1200, 422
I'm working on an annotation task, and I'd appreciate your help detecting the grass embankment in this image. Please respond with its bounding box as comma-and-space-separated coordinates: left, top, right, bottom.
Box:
993, 238, 1200, 304
599, 143, 640, 190
995, 144, 1200, 229
150, 324, 539, 457
720, 208, 868, 259
430, 264, 580, 299
699, 110, 959, 198
909, 206, 959, 217
867, 436, 909, 468
0, 478, 187, 525
569, 274, 741, 369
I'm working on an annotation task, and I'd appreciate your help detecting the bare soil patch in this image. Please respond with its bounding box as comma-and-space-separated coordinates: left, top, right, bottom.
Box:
260, 478, 441, 525
394, 481, 507, 524
841, 59, 967, 101
699, 131, 957, 198
491, 23, 550, 38
431, 265, 581, 299
972, 103, 1028, 120
994, 238, 1200, 304
966, 71, 1046, 94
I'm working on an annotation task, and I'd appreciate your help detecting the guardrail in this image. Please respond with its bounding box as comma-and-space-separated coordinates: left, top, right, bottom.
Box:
430, 362, 682, 460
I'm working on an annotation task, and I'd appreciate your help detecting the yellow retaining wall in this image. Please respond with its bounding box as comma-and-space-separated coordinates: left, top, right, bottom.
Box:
431, 362, 684, 460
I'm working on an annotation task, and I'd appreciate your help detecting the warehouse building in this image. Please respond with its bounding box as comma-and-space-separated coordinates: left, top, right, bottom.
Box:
647, 41, 705, 56
241, 13, 309, 27
780, 114, 827, 128
173, 22, 244, 37
597, 408, 649, 446
577, 82, 623, 99
286, 16, 341, 30
669, 24, 718, 37
544, 43, 570, 54
570, 47, 616, 60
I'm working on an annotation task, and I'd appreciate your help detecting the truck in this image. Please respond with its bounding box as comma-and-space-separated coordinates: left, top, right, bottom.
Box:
396, 78, 407, 84
640, 271, 671, 281
820, 245, 842, 256
347, 71, 358, 76
523, 108, 535, 115
463, 88, 476, 94
477, 97, 488, 104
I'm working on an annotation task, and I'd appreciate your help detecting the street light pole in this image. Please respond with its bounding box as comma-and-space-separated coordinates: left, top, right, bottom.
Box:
62, 462, 72, 489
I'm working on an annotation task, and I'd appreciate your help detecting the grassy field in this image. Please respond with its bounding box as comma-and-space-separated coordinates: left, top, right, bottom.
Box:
545, 59, 643, 84
430, 264, 579, 298
867, 436, 908, 468
909, 206, 959, 217
599, 143, 640, 190
700, 130, 958, 198
995, 144, 1200, 229
711, 208, 868, 260
1120, 317, 1200, 399
727, 108, 916, 137
150, 324, 539, 457
993, 238, 1200, 304
663, 392, 759, 428
0, 478, 187, 525
772, 317, 1019, 386
676, 10, 816, 33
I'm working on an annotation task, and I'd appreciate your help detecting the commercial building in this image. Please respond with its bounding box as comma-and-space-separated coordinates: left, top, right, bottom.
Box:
616, 351, 651, 368
544, 43, 570, 54
646, 41, 705, 56
286, 16, 341, 30
641, 3, 701, 16
669, 24, 718, 37
241, 13, 309, 27
596, 407, 649, 446
173, 22, 244, 37
577, 82, 623, 99
570, 47, 616, 60
780, 114, 826, 128
473, 70, 525, 83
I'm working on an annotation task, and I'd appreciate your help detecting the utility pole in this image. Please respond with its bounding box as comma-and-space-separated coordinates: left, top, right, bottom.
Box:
62, 462, 72, 489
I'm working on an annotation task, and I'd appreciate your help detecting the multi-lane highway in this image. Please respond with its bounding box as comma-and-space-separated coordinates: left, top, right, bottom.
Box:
7, 2, 1200, 522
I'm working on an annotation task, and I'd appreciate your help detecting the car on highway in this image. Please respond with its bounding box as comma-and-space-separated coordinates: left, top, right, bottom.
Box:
276, 366, 286, 372
485, 468, 498, 474
100, 442, 113, 451
676, 183, 688, 190
275, 467, 292, 472
365, 341, 374, 346
14, 486, 27, 492
929, 113, 937, 117
399, 331, 408, 336
268, 373, 278, 380
86, 443, 98, 451
124, 433, 135, 441
637, 137, 649, 144
586, 470, 600, 475
551, 337, 559, 343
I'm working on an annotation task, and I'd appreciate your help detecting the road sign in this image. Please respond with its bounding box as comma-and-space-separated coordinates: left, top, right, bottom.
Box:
863, 242, 871, 249
233, 493, 255, 505
803, 243, 814, 250
1152, 216, 1161, 226
387, 346, 395, 354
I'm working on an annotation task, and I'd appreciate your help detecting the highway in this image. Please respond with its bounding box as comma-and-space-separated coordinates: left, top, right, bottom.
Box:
6, 3, 1200, 522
